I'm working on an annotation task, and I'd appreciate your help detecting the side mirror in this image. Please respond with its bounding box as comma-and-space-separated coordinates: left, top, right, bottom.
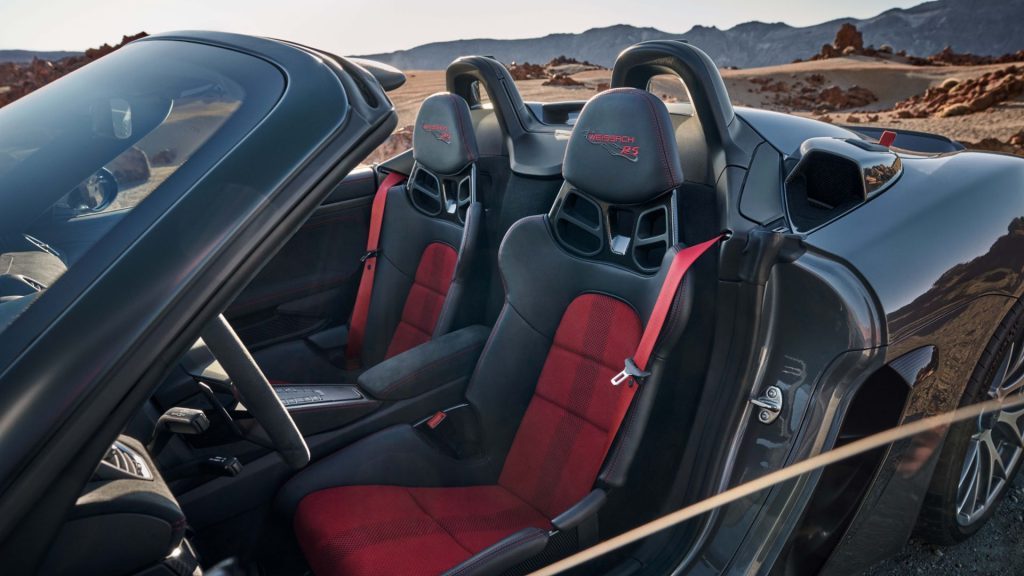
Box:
63, 168, 119, 216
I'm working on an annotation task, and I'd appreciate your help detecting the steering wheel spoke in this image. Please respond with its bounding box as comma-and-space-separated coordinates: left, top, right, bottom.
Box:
200, 315, 310, 469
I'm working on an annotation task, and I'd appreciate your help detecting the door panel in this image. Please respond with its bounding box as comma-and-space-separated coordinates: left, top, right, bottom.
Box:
227, 168, 377, 348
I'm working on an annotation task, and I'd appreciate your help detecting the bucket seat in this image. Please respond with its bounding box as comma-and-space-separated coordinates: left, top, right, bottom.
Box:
279, 87, 716, 575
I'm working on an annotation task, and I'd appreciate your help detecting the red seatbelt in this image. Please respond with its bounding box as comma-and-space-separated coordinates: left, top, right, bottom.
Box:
346, 171, 407, 367
608, 234, 724, 432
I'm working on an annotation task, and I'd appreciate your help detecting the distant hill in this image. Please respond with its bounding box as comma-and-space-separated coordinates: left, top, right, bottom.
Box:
356, 0, 1024, 69
0, 49, 81, 64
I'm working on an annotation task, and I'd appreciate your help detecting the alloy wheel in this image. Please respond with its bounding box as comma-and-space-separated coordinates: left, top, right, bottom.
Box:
956, 334, 1024, 526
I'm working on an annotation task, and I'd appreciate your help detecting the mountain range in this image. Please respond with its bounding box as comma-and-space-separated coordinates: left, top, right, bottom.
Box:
356, 0, 1024, 69
0, 49, 80, 64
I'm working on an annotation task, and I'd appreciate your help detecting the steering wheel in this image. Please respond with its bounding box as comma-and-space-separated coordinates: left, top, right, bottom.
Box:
200, 315, 310, 469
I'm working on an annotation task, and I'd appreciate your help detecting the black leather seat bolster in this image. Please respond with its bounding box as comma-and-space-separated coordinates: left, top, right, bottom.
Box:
435, 201, 482, 336
441, 527, 550, 576
551, 489, 608, 531
358, 325, 490, 401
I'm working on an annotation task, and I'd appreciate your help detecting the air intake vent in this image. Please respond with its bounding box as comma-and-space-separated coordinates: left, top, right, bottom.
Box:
94, 441, 153, 481
785, 137, 902, 232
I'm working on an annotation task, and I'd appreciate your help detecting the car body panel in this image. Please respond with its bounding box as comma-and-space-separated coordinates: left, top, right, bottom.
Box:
809, 152, 1024, 344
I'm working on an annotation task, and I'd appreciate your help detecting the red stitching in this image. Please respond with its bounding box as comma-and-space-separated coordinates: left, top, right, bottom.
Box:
450, 94, 475, 164
636, 91, 676, 191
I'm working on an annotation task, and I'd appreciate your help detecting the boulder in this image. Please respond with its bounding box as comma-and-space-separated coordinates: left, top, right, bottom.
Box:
894, 65, 1024, 117
939, 103, 971, 117
507, 62, 547, 81
542, 74, 584, 87
817, 85, 877, 111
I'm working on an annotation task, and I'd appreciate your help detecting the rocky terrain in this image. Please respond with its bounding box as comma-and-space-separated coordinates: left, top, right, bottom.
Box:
3, 23, 1023, 162
865, 472, 1024, 576
0, 49, 80, 64
357, 23, 1024, 164
0, 33, 146, 107
507, 56, 603, 87
357, 0, 1024, 70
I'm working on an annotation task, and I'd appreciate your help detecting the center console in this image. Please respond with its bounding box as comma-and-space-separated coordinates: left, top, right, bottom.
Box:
274, 384, 363, 407
272, 384, 379, 435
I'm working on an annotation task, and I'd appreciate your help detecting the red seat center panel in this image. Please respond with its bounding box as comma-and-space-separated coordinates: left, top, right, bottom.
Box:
294, 485, 549, 576
499, 293, 642, 518
384, 242, 459, 359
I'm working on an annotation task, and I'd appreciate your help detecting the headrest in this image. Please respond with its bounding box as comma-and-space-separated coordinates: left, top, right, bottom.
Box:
412, 93, 479, 175
563, 88, 684, 204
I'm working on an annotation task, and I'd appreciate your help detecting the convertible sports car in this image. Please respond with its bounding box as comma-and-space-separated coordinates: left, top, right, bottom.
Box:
0, 31, 1022, 576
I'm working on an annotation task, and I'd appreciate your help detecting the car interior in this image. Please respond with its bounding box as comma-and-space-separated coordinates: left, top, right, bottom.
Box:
0, 48, 733, 576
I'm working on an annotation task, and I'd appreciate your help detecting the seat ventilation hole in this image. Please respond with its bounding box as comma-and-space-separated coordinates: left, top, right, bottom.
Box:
408, 165, 443, 216
554, 190, 603, 256
632, 206, 669, 271
454, 171, 473, 224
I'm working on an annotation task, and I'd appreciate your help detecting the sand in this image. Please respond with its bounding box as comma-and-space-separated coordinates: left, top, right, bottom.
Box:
382, 56, 1024, 152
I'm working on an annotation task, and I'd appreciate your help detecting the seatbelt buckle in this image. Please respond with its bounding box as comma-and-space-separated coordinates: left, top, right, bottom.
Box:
611, 357, 650, 387
360, 249, 379, 263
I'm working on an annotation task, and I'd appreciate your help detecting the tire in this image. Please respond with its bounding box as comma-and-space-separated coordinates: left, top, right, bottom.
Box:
917, 298, 1024, 545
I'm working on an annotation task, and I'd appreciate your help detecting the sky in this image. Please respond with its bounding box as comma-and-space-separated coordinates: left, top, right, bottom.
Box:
0, 0, 922, 55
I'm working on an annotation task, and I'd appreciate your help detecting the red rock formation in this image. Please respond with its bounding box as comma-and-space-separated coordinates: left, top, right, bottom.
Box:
0, 32, 148, 107
808, 24, 877, 61
751, 74, 878, 112
817, 85, 877, 110
834, 24, 864, 52
893, 65, 1024, 117
363, 125, 413, 165
507, 62, 547, 81
961, 130, 1024, 157
542, 74, 584, 87
546, 55, 602, 68
907, 47, 1024, 67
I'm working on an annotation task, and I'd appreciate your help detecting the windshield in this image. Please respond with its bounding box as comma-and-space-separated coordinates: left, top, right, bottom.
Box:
0, 39, 283, 330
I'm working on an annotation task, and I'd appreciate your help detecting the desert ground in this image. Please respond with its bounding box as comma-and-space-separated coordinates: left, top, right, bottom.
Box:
368, 53, 1024, 163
